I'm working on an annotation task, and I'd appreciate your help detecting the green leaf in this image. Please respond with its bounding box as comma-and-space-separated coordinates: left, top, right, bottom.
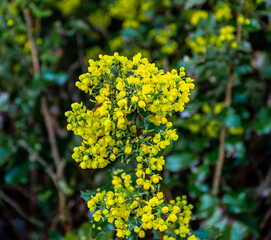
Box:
59, 180, 74, 196
184, 0, 206, 9
196, 194, 219, 218
0, 92, 9, 111
70, 20, 91, 33
173, 118, 186, 127
81, 190, 97, 202
230, 221, 249, 240
43, 71, 68, 85
96, 230, 114, 240
252, 108, 271, 134
238, 214, 260, 237
64, 222, 93, 240
122, 28, 139, 37
245, 19, 261, 31
4, 164, 28, 184
64, 232, 78, 240
195, 225, 221, 240
256, 8, 271, 16
189, 138, 210, 153
225, 139, 245, 158
78, 222, 93, 239
29, 2, 53, 18
165, 152, 194, 172
37, 189, 53, 201
205, 208, 224, 226
222, 108, 241, 128
0, 148, 8, 166
128, 230, 138, 240
222, 192, 248, 214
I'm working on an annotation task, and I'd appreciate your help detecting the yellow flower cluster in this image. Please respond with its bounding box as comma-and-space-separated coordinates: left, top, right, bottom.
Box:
66, 53, 194, 170
88, 170, 196, 239
187, 103, 226, 138
66, 53, 196, 239
149, 24, 178, 55
89, 10, 111, 30
237, 15, 251, 25
109, 36, 124, 52
214, 3, 232, 21
186, 25, 237, 54
109, 0, 152, 28
56, 0, 81, 16
187, 6, 252, 53
190, 11, 208, 25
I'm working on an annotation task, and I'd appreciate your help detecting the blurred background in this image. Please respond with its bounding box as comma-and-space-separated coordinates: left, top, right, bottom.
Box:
0, 0, 271, 239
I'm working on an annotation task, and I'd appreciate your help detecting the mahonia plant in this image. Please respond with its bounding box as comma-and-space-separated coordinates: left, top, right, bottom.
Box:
65, 53, 198, 240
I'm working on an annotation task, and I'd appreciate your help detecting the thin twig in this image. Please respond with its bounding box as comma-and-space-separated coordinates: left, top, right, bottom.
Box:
212, 66, 234, 196
1, 206, 24, 240
19, 140, 58, 185
41, 95, 61, 169
212, 3, 243, 195
41, 85, 71, 232
0, 190, 29, 220
163, 56, 169, 72
22, 6, 40, 217
261, 207, 271, 230
157, 230, 164, 240
212, 124, 226, 195
163, 23, 170, 73
22, 8, 40, 75
266, 0, 271, 29
22, 6, 71, 231
76, 34, 87, 72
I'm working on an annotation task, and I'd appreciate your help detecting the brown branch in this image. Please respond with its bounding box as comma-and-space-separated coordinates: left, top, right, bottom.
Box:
19, 140, 58, 185
261, 207, 271, 230
1, 206, 24, 240
163, 57, 169, 73
212, 3, 243, 195
163, 24, 170, 73
0, 190, 29, 220
22, 6, 71, 231
41, 89, 71, 232
157, 230, 164, 240
236, 6, 243, 43
266, 0, 271, 29
76, 34, 87, 72
22, 8, 40, 75
22, 6, 41, 217
212, 58, 235, 196
23, 7, 61, 170
212, 125, 227, 195
41, 95, 61, 169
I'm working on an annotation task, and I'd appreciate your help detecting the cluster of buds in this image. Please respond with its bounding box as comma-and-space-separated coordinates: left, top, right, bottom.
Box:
66, 53, 198, 239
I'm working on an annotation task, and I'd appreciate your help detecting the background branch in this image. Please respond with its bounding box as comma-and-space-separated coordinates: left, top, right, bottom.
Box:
212, 3, 243, 195
22, 6, 71, 231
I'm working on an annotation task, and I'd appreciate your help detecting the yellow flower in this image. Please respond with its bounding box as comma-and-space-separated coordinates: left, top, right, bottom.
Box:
131, 96, 139, 103
188, 235, 199, 240
214, 3, 232, 21
67, 53, 195, 239
125, 146, 132, 154
162, 206, 169, 213
7, 19, 14, 27
138, 100, 146, 108
138, 230, 145, 238
190, 10, 208, 25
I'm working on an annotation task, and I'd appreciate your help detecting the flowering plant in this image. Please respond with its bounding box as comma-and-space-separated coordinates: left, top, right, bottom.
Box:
66, 53, 197, 239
